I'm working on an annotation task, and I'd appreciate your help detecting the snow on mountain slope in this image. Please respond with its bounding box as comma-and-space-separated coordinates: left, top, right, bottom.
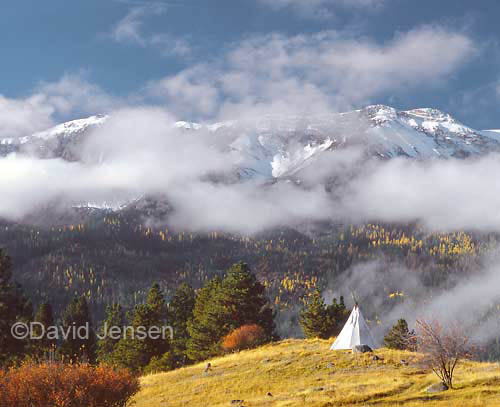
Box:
200, 105, 500, 177
1, 106, 499, 179
0, 115, 108, 146
480, 129, 500, 143
29, 115, 108, 141
0, 115, 109, 159
360, 105, 491, 158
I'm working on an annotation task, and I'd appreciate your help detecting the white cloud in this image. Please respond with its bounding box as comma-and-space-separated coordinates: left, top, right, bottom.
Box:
326, 257, 500, 344
150, 34, 192, 58
6, 103, 500, 236
257, 0, 385, 18
111, 5, 192, 58
148, 26, 476, 120
147, 67, 219, 118
36, 73, 118, 116
0, 108, 232, 220
228, 27, 475, 105
0, 94, 54, 139
112, 5, 164, 45
339, 154, 500, 232
0, 22, 485, 235
0, 74, 117, 139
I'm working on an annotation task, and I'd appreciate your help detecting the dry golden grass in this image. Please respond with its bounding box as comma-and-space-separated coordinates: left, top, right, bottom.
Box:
131, 339, 500, 407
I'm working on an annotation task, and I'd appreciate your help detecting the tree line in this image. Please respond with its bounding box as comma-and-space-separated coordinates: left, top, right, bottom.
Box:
1, 250, 281, 373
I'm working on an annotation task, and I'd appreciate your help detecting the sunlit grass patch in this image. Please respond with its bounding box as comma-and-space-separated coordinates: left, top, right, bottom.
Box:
132, 339, 500, 407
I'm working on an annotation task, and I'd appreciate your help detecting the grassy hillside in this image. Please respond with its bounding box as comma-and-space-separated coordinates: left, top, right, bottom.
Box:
131, 339, 500, 407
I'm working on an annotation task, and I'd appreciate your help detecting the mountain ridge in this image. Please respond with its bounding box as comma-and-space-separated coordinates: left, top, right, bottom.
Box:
2, 105, 498, 171
2, 105, 500, 217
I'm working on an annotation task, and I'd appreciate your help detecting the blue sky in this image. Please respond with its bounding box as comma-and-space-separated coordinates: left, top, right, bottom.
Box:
1, 0, 500, 133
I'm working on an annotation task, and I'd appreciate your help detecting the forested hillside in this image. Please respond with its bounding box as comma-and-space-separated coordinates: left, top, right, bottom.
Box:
1, 211, 492, 331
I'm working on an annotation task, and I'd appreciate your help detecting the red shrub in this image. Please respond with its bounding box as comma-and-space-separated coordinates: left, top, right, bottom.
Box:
222, 324, 266, 352
0, 362, 140, 407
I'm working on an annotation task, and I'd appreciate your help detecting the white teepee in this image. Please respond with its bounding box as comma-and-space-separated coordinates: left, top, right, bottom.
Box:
330, 305, 378, 350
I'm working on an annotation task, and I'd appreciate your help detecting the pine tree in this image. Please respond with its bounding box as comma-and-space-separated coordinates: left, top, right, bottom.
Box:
0, 250, 33, 366
146, 283, 166, 320
60, 297, 96, 363
96, 303, 125, 364
384, 319, 414, 350
326, 295, 349, 336
31, 302, 56, 360
300, 290, 330, 339
186, 277, 224, 362
218, 262, 275, 339
167, 283, 196, 366
110, 283, 170, 373
187, 263, 276, 362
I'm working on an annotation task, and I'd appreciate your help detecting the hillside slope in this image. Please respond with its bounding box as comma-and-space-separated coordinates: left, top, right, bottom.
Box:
132, 339, 500, 407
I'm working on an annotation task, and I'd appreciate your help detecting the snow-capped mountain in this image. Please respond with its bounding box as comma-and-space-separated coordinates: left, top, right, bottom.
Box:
207, 105, 500, 178
1, 105, 499, 179
0, 115, 108, 160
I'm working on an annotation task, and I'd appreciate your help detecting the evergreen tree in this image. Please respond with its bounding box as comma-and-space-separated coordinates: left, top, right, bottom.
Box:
60, 297, 96, 363
96, 303, 125, 364
218, 262, 275, 339
187, 263, 275, 362
300, 290, 331, 339
144, 351, 177, 375
0, 250, 33, 366
167, 283, 196, 366
32, 302, 56, 360
110, 283, 170, 373
186, 277, 224, 362
146, 283, 167, 320
384, 319, 414, 350
326, 296, 349, 337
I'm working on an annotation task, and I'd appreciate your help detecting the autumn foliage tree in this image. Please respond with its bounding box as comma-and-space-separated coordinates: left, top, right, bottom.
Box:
0, 362, 139, 407
416, 319, 474, 389
222, 324, 266, 352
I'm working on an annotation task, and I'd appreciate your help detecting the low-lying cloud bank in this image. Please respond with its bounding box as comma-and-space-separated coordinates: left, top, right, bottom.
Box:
341, 155, 500, 233
3, 107, 500, 236
325, 256, 500, 346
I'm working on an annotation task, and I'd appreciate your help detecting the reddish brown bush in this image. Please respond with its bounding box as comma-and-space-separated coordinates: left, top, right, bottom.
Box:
222, 324, 266, 352
0, 362, 140, 407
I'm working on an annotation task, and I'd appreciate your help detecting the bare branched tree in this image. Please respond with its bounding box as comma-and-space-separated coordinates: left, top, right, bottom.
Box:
415, 319, 474, 389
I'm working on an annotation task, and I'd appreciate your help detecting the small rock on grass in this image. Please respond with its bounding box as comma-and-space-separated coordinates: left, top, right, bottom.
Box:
426, 382, 449, 393
353, 345, 373, 353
